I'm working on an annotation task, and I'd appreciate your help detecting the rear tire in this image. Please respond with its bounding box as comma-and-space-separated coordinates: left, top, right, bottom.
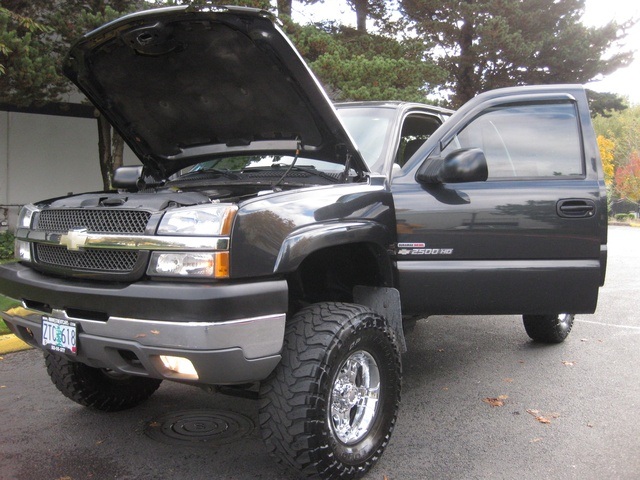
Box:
259, 302, 402, 479
44, 351, 162, 411
522, 313, 575, 343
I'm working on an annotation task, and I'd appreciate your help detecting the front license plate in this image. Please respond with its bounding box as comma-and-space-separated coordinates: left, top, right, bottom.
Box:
42, 316, 77, 355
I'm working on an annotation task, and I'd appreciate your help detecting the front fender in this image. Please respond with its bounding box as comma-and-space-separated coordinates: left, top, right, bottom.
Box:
273, 221, 392, 275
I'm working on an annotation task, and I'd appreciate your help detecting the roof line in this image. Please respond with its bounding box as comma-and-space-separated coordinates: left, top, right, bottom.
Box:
0, 102, 96, 119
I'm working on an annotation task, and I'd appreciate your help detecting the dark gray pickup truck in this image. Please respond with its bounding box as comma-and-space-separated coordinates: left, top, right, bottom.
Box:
0, 5, 607, 479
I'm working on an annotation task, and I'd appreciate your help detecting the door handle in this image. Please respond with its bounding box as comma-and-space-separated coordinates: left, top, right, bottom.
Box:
556, 199, 596, 218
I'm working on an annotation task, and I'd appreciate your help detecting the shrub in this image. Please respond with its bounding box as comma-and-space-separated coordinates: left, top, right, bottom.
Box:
0, 231, 15, 260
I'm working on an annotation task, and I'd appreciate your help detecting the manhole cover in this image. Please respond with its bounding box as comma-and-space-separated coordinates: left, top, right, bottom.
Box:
145, 409, 254, 447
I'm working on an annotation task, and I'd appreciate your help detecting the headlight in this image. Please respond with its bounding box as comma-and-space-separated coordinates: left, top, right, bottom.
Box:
15, 205, 38, 262
147, 251, 230, 278
157, 204, 236, 236
17, 204, 39, 229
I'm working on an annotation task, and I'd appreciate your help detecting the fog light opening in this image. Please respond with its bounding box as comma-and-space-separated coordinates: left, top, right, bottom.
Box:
15, 240, 31, 262
159, 355, 199, 378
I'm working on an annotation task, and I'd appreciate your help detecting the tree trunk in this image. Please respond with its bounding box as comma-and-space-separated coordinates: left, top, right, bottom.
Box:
353, 0, 368, 33
97, 113, 124, 191
277, 0, 292, 18
453, 13, 476, 108
112, 128, 124, 174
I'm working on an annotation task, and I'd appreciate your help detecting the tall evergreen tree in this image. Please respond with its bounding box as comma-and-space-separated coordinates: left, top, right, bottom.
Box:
0, 4, 63, 105
301, 0, 388, 33
1, 0, 147, 190
400, 0, 635, 107
287, 22, 446, 101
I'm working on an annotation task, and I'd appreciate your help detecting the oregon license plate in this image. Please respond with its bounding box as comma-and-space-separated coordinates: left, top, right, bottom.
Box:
42, 316, 77, 355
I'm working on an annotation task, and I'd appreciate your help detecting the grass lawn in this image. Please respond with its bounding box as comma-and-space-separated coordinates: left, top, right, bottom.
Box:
0, 294, 20, 335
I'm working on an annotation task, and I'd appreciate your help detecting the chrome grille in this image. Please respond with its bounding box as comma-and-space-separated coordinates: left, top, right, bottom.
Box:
35, 244, 139, 272
36, 209, 151, 234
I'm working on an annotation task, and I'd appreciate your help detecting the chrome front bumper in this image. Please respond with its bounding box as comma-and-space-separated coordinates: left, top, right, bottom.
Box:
2, 305, 285, 385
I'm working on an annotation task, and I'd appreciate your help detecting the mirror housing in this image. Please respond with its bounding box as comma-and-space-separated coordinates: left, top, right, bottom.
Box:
112, 166, 143, 190
416, 148, 488, 184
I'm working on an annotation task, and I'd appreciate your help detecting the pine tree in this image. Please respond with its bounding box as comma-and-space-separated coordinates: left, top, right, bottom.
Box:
400, 0, 635, 107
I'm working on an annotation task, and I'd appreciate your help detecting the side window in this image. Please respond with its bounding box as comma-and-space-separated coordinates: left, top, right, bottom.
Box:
395, 114, 442, 167
441, 102, 583, 179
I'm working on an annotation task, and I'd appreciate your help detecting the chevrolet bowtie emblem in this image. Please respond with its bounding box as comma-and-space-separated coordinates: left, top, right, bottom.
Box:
60, 228, 89, 251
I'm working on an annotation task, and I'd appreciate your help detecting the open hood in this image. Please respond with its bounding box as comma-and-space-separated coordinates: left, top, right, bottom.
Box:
64, 5, 367, 179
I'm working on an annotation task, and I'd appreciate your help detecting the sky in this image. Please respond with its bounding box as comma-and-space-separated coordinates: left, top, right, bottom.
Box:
292, 0, 640, 105
583, 0, 640, 104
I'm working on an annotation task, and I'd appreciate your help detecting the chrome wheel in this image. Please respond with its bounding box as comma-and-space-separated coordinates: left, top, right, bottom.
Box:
329, 350, 381, 444
259, 303, 401, 479
557, 313, 573, 334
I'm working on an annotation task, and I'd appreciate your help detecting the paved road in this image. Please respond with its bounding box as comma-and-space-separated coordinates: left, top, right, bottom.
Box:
1, 226, 638, 480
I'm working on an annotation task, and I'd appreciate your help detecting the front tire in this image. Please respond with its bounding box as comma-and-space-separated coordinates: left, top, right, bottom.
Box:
522, 313, 575, 343
259, 302, 402, 479
44, 351, 162, 412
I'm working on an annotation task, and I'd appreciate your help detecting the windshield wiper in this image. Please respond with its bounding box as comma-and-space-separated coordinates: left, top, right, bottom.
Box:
266, 140, 341, 186
277, 165, 341, 184
184, 168, 239, 180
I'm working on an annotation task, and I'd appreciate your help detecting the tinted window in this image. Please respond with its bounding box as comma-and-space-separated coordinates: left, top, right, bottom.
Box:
441, 103, 583, 179
396, 114, 442, 166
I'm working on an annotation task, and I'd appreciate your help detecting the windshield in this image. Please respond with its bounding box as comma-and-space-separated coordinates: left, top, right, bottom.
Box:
179, 107, 398, 179
187, 155, 345, 173
336, 107, 396, 173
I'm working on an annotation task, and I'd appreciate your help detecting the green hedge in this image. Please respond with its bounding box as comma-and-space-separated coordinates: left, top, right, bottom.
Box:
0, 231, 14, 260
614, 213, 636, 222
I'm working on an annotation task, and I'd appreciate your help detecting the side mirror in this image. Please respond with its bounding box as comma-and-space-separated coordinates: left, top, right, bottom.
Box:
112, 166, 143, 190
416, 148, 488, 184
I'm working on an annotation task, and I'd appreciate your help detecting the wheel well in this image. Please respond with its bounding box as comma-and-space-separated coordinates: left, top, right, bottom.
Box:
287, 243, 392, 310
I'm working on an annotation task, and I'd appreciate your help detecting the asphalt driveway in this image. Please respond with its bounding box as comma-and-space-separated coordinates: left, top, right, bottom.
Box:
1, 225, 638, 479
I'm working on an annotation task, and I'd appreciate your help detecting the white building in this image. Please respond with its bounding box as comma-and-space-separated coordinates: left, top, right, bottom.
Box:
0, 103, 137, 231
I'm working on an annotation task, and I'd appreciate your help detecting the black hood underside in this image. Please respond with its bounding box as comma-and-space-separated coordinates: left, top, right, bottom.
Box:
64, 5, 366, 179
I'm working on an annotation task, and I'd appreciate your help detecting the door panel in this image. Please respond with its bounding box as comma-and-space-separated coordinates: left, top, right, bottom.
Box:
392, 89, 606, 317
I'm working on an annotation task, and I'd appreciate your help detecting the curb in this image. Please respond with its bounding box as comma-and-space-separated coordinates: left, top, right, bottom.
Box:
0, 334, 32, 355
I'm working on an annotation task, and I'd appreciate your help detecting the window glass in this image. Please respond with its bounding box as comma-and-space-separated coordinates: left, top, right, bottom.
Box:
395, 114, 442, 166
186, 155, 344, 173
441, 103, 583, 179
337, 107, 396, 173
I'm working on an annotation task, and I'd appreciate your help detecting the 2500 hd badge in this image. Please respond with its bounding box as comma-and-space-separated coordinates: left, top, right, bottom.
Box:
397, 243, 454, 255
0, 5, 607, 480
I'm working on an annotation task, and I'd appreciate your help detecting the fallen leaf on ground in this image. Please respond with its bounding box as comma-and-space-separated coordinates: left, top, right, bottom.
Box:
483, 395, 508, 407
526, 409, 553, 424
503, 378, 514, 383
